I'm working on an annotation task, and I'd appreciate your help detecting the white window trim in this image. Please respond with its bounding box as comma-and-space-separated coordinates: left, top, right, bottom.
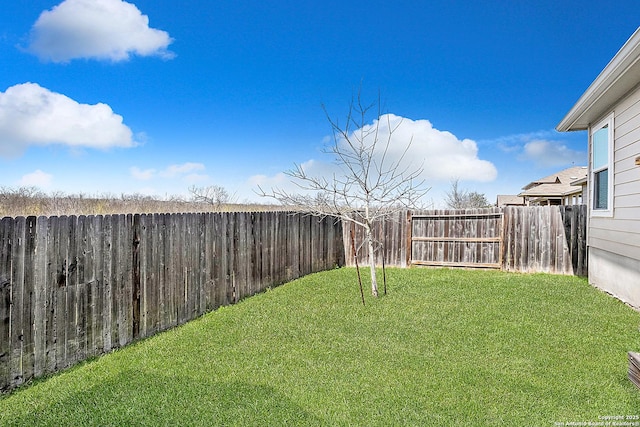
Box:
590, 113, 614, 218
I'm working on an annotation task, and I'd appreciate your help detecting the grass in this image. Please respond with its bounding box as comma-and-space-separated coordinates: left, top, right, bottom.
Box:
0, 268, 639, 426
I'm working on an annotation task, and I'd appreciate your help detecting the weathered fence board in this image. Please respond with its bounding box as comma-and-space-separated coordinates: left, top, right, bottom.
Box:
0, 218, 10, 389
0, 211, 344, 393
9, 217, 25, 387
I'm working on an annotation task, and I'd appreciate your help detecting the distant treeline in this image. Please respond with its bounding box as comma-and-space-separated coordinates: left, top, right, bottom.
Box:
0, 186, 286, 218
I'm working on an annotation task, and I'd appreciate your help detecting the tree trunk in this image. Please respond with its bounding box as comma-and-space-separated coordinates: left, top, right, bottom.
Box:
365, 227, 378, 297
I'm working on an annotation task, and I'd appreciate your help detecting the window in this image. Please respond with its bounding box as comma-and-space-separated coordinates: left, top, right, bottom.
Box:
590, 114, 613, 216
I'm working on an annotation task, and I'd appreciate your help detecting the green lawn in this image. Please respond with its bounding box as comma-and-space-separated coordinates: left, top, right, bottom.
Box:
1, 268, 639, 426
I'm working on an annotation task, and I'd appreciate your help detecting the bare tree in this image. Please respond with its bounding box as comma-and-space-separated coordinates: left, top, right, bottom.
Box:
189, 185, 231, 208
444, 179, 492, 209
259, 93, 429, 296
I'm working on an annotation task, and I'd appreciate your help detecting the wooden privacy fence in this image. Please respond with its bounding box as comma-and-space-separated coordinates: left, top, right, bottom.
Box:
0, 211, 344, 392
344, 205, 587, 275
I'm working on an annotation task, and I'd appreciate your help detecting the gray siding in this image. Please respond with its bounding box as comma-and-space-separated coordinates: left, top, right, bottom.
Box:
589, 83, 640, 262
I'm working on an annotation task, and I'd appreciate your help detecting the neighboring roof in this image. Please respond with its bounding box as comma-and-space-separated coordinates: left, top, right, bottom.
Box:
571, 176, 588, 186
556, 27, 640, 132
519, 166, 587, 198
496, 195, 525, 206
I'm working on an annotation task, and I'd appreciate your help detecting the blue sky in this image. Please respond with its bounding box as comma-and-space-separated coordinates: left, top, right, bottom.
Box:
1, 1, 638, 206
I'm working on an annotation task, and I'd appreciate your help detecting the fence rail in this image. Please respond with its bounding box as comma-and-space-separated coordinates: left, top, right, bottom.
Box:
0, 211, 344, 393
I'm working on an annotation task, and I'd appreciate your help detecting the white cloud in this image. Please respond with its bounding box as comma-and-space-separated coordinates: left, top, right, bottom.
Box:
489, 130, 586, 167
250, 114, 497, 202
26, 0, 174, 63
125, 162, 211, 198
131, 162, 209, 182
520, 140, 586, 167
248, 172, 288, 190
160, 162, 206, 178
19, 170, 54, 188
0, 82, 136, 157
130, 166, 155, 180
283, 114, 496, 183
355, 114, 496, 182
491, 130, 556, 147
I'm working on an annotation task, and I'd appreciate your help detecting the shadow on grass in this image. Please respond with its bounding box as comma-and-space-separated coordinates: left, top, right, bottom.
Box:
12, 370, 325, 426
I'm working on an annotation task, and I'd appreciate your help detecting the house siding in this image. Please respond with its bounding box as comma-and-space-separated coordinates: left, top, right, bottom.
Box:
588, 83, 640, 309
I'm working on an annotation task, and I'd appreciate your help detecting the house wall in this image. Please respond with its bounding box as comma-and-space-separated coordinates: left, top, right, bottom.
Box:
588, 83, 640, 309
589, 247, 640, 309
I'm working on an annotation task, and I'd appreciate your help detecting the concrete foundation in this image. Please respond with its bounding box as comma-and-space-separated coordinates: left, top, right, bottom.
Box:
589, 247, 640, 310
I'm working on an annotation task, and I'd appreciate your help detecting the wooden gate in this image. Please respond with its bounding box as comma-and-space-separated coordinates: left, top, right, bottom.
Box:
409, 208, 504, 268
